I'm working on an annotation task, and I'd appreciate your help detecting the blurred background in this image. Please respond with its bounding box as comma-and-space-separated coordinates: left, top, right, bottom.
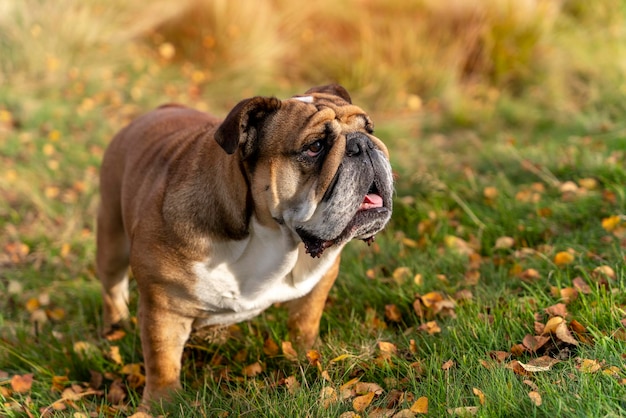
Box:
1, 0, 625, 129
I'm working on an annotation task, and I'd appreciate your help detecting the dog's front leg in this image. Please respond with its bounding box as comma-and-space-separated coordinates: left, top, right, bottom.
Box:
138, 289, 194, 405
286, 256, 341, 348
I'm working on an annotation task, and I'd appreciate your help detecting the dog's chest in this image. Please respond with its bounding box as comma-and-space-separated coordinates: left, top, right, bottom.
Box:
190, 220, 339, 326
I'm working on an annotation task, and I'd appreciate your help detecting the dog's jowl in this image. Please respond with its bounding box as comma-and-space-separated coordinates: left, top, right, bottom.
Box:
96, 84, 393, 404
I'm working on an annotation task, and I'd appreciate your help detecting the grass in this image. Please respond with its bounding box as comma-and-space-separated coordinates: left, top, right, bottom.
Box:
1, 0, 626, 416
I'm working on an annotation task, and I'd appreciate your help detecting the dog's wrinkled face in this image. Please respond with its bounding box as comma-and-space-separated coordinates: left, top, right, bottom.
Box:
215, 85, 393, 257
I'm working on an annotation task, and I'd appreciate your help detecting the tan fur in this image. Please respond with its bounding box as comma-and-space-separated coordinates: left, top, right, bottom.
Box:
96, 85, 392, 406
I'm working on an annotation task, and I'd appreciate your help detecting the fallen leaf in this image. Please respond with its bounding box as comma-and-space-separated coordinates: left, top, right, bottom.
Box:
592, 265, 616, 280
483, 186, 498, 200
378, 341, 398, 355
543, 316, 565, 334
306, 350, 322, 367
528, 391, 542, 406
410, 396, 428, 414
393, 267, 412, 283
554, 251, 575, 266
522, 335, 550, 353
544, 303, 568, 317
392, 410, 416, 417
385, 304, 403, 322
442, 359, 455, 370
523, 380, 539, 391
106, 379, 126, 405
320, 387, 338, 409
355, 382, 384, 396
447, 406, 479, 416
517, 361, 552, 372
494, 236, 515, 250
284, 375, 300, 394
242, 362, 263, 377
489, 351, 511, 363
559, 287, 578, 304
420, 292, 443, 308
353, 391, 375, 412
472, 388, 485, 405
444, 235, 475, 256
339, 412, 360, 418
579, 359, 601, 373
572, 277, 592, 294
282, 341, 298, 361
418, 321, 441, 335
330, 354, 353, 363
104, 328, 126, 341
263, 337, 280, 356
555, 321, 579, 346
527, 356, 560, 369
601, 215, 622, 232
107, 346, 123, 366
11, 373, 33, 393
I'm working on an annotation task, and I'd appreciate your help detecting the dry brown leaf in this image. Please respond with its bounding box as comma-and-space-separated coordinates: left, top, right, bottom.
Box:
454, 289, 473, 301
528, 391, 542, 406
442, 359, 455, 370
559, 287, 578, 304
104, 328, 126, 341
528, 356, 560, 369
385, 304, 403, 322
472, 388, 485, 405
523, 380, 539, 391
10, 373, 33, 393
522, 335, 550, 353
355, 382, 384, 396
444, 235, 475, 256
464, 270, 480, 286
353, 391, 376, 412
519, 268, 541, 282
242, 362, 263, 377
263, 337, 280, 356
517, 361, 551, 373
339, 412, 360, 418
510, 344, 527, 357
418, 321, 441, 335
508, 360, 532, 376
410, 396, 428, 414
106, 379, 126, 405
572, 277, 592, 294
555, 322, 578, 346
489, 351, 511, 363
284, 375, 300, 394
341, 377, 360, 392
545, 303, 568, 318
282, 341, 298, 361
569, 319, 588, 335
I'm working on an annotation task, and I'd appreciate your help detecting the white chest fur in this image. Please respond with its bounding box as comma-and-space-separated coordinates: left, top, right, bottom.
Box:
191, 219, 341, 327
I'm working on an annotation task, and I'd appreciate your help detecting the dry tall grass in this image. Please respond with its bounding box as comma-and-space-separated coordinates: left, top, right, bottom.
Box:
1, 0, 624, 116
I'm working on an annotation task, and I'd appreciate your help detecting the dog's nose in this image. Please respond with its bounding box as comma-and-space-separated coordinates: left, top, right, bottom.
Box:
346, 132, 374, 157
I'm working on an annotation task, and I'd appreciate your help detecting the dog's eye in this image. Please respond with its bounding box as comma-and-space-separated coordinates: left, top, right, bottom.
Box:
306, 140, 324, 157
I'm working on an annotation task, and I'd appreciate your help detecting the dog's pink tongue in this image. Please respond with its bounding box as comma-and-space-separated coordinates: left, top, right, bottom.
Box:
359, 193, 383, 210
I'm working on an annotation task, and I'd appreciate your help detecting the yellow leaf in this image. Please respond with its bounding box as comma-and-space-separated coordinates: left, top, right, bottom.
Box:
25, 297, 40, 313
263, 336, 280, 356
472, 388, 485, 405
108, 346, 123, 366
419, 320, 441, 335
579, 359, 601, 373
320, 386, 338, 409
543, 316, 565, 334
554, 251, 574, 266
393, 267, 412, 283
330, 353, 353, 363
121, 363, 141, 375
352, 391, 375, 412
421, 291, 443, 308
354, 382, 384, 395
601, 215, 621, 232
410, 396, 429, 413
577, 178, 597, 190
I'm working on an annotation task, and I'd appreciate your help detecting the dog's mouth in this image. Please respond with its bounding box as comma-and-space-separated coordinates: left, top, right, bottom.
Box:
298, 184, 390, 258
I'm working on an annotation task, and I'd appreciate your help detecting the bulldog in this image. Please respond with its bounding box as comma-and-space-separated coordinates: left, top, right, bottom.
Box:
96, 84, 393, 404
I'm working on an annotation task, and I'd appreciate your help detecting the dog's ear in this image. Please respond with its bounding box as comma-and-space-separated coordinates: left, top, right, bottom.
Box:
305, 84, 352, 104
215, 96, 282, 156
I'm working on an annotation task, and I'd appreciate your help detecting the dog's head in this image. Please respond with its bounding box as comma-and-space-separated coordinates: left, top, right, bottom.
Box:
214, 84, 393, 257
